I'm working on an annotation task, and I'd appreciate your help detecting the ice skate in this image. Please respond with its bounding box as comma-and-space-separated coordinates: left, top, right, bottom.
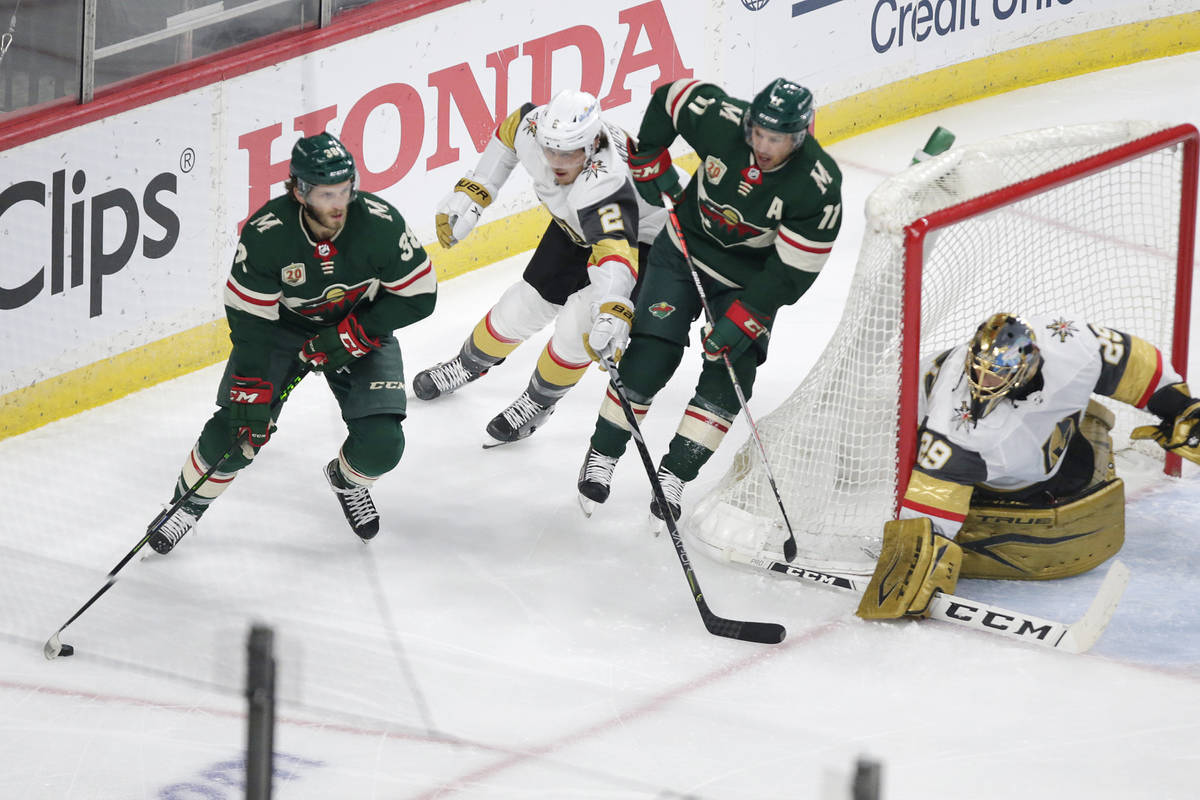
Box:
324, 459, 380, 541
412, 355, 495, 401
649, 465, 686, 531
577, 447, 618, 517
483, 390, 555, 448
147, 505, 200, 555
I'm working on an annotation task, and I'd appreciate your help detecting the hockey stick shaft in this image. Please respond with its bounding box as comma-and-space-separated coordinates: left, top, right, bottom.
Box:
602, 357, 785, 644
731, 551, 1129, 653
660, 193, 798, 563
43, 367, 313, 660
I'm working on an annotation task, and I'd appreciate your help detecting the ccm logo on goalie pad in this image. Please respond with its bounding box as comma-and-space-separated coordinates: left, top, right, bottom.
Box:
367, 381, 405, 390
942, 601, 1056, 640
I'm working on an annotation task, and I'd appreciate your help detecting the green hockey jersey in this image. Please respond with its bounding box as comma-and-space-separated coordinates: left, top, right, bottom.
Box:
638, 80, 843, 316
223, 191, 437, 376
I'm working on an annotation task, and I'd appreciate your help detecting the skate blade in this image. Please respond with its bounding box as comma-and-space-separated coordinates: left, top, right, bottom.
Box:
481, 435, 512, 449
646, 513, 665, 538
578, 494, 596, 518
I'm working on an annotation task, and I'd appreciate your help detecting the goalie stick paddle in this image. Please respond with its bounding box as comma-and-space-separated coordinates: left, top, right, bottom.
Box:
729, 551, 1130, 653
601, 356, 786, 644
660, 193, 798, 564
43, 366, 315, 661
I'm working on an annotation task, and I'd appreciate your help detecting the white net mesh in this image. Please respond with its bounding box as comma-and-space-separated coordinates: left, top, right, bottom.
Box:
692, 121, 1196, 574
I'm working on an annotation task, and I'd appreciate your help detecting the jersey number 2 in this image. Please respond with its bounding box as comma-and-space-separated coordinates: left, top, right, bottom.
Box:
598, 204, 625, 233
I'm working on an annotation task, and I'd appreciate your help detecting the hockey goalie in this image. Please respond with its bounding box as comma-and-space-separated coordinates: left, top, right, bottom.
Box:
858, 312, 1200, 619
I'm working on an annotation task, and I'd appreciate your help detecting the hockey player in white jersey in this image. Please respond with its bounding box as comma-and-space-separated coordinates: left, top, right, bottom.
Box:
857, 312, 1200, 620
413, 89, 669, 447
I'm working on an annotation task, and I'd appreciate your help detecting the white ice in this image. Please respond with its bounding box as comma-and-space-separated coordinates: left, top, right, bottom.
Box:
3, 53, 1200, 800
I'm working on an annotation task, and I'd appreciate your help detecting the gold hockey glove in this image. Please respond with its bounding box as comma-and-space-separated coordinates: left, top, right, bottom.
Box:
583, 299, 635, 368
435, 178, 493, 248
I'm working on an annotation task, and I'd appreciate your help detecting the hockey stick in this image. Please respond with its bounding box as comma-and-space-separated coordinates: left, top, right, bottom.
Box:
659, 193, 798, 564
601, 355, 786, 644
728, 551, 1130, 653
44, 367, 312, 660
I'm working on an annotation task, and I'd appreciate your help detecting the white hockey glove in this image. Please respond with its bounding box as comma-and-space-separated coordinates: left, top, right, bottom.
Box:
583, 298, 634, 368
435, 177, 493, 248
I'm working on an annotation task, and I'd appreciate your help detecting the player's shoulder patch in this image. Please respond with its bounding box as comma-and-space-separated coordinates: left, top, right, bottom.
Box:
354, 191, 405, 229
568, 155, 629, 207
242, 195, 298, 239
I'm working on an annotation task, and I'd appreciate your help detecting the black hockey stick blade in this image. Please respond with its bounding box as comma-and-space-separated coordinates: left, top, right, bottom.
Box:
699, 600, 787, 643
602, 356, 786, 644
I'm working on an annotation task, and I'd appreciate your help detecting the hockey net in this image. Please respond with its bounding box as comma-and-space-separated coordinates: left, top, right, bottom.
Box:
692, 121, 1199, 575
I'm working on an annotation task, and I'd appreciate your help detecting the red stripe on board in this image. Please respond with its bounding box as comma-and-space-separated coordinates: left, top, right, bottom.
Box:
0, 0, 471, 152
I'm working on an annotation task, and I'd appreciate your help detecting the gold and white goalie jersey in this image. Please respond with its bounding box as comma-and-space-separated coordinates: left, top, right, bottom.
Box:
904, 313, 1180, 535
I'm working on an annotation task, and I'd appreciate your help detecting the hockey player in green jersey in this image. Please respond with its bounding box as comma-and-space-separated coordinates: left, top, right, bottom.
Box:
146, 132, 437, 553
577, 78, 843, 522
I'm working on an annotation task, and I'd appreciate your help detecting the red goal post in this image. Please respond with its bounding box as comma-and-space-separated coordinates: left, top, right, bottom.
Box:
692, 122, 1199, 575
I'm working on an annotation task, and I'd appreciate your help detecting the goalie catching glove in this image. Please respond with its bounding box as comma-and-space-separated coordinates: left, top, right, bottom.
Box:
702, 299, 771, 362
627, 141, 682, 207
1131, 382, 1200, 466
583, 298, 634, 367
435, 177, 493, 248
857, 517, 962, 619
229, 375, 274, 456
299, 314, 380, 373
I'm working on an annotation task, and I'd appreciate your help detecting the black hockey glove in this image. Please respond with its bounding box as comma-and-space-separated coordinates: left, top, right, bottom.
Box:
1131, 383, 1200, 466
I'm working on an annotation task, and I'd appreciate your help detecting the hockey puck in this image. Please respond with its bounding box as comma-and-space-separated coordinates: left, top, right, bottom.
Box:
59, 644, 75, 657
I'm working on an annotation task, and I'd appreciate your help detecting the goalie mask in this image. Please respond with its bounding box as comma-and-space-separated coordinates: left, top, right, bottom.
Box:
537, 89, 603, 168
965, 313, 1043, 421
290, 132, 357, 198
744, 78, 814, 153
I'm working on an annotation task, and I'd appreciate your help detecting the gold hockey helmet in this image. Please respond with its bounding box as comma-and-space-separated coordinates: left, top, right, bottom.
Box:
965, 313, 1043, 420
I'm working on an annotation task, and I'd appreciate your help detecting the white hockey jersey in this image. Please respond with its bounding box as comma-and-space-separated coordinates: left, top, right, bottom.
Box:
902, 313, 1181, 536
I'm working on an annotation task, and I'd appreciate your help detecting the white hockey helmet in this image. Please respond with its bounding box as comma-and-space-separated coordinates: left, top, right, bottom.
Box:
537, 89, 603, 161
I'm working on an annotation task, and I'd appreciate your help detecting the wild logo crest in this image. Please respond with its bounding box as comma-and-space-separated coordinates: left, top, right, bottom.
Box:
292, 283, 371, 321
698, 198, 769, 244
649, 301, 676, 319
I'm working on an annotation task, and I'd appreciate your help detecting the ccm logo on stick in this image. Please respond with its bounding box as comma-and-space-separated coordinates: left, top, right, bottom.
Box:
942, 601, 1056, 639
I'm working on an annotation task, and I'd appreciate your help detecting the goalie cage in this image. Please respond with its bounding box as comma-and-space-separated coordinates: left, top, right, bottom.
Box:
691, 121, 1199, 576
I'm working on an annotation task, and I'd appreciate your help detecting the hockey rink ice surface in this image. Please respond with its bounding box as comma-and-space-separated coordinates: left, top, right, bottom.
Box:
4, 53, 1200, 800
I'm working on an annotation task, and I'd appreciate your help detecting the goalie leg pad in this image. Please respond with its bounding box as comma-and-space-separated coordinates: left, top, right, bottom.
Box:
957, 479, 1125, 580
856, 518, 962, 620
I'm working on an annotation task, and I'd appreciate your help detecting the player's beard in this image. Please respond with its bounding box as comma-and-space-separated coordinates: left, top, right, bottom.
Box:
305, 206, 346, 237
